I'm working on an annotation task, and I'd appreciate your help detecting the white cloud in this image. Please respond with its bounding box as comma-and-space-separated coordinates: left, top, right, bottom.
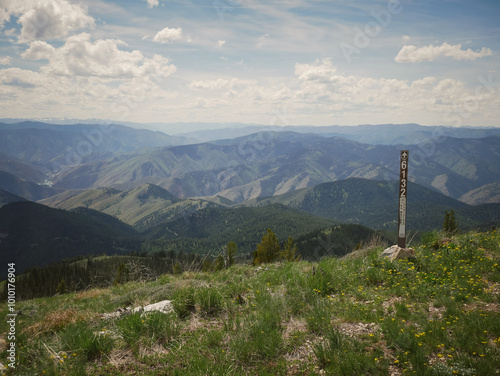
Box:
216, 40, 226, 48
294, 58, 337, 83
0, 7, 10, 27
21, 40, 56, 60
189, 78, 255, 90
395, 42, 493, 63
145, 0, 159, 8
153, 27, 183, 43
0, 67, 44, 87
12, 0, 95, 42
257, 33, 270, 48
22, 33, 176, 79
0, 56, 12, 65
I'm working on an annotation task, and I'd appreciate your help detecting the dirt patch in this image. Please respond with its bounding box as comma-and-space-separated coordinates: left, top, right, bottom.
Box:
427, 304, 446, 320
283, 338, 315, 367
107, 348, 136, 367
484, 282, 500, 296
138, 343, 170, 358
337, 321, 380, 338
382, 296, 403, 314
462, 302, 500, 313
283, 318, 308, 339
184, 314, 222, 333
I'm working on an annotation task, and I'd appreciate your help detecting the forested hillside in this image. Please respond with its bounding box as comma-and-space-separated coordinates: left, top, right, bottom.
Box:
0, 202, 140, 278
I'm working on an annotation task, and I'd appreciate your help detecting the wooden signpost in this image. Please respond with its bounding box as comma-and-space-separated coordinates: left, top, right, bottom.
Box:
398, 150, 409, 248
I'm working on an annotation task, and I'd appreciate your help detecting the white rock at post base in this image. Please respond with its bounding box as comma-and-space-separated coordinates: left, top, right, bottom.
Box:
380, 245, 416, 262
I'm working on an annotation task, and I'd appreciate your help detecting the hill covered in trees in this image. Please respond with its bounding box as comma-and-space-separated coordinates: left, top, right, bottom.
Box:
247, 178, 500, 231
0, 201, 141, 278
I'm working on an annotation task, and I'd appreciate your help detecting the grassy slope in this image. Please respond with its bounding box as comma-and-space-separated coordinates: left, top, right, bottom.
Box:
39, 184, 181, 228
459, 182, 500, 205
0, 231, 499, 375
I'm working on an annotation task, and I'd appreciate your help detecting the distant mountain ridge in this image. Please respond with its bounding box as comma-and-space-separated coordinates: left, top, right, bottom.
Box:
3, 119, 499, 145
49, 132, 500, 202
0, 121, 189, 173
177, 123, 500, 145
1, 121, 499, 205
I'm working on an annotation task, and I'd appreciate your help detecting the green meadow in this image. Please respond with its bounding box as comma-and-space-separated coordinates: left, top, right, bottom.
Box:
1, 230, 499, 375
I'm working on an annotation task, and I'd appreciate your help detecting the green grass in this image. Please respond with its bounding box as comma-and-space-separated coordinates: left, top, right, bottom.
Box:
1, 230, 499, 375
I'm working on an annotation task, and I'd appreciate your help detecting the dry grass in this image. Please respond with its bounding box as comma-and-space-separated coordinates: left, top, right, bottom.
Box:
23, 308, 84, 336
74, 288, 108, 300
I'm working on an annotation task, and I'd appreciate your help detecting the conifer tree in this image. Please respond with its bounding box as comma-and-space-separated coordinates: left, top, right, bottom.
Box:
253, 228, 281, 265
282, 236, 300, 261
113, 263, 129, 285
213, 254, 225, 271
56, 279, 67, 294
443, 210, 450, 233
226, 241, 238, 267
448, 209, 458, 234
443, 209, 458, 235
173, 262, 182, 276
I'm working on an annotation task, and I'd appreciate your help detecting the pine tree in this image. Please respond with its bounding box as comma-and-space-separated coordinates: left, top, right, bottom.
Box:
443, 210, 450, 233
113, 263, 129, 285
226, 241, 238, 267
253, 228, 281, 265
213, 254, 225, 271
202, 260, 211, 272
282, 236, 300, 261
173, 262, 182, 276
56, 279, 67, 294
443, 209, 458, 235
448, 209, 458, 234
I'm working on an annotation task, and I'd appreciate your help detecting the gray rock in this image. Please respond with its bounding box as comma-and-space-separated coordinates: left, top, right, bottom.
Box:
380, 245, 416, 262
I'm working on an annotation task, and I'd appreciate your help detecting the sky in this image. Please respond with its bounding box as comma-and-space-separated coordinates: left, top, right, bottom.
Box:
0, 0, 499, 128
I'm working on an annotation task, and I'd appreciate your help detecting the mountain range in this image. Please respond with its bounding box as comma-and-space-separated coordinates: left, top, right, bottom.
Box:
1, 120, 500, 275
1, 121, 500, 203
44, 131, 500, 204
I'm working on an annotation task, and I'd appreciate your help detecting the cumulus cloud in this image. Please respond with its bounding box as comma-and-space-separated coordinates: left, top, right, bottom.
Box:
153, 27, 183, 43
0, 56, 12, 65
21, 40, 56, 60
395, 42, 493, 63
145, 0, 160, 8
0, 67, 44, 87
3, 0, 95, 43
22, 33, 176, 79
294, 58, 337, 83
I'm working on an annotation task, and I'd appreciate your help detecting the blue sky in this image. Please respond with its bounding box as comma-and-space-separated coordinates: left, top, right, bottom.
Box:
0, 0, 498, 128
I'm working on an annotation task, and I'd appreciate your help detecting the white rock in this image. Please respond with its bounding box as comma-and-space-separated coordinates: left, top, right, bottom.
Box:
380, 245, 415, 262
132, 300, 174, 315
